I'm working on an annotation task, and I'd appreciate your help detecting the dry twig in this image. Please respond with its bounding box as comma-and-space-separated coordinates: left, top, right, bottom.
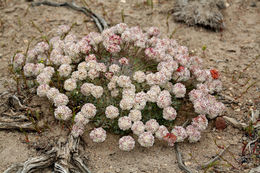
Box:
175, 144, 193, 173
223, 116, 247, 130
4, 135, 92, 173
245, 138, 259, 154
31, 0, 108, 32
199, 145, 230, 169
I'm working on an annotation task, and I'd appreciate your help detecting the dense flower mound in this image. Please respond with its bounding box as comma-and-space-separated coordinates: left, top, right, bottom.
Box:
13, 23, 225, 151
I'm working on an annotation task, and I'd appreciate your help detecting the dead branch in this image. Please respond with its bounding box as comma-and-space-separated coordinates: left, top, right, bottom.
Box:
8, 95, 28, 110
223, 116, 247, 130
0, 121, 35, 131
31, 0, 108, 32
0, 91, 10, 98
175, 144, 193, 173
199, 145, 230, 169
0, 112, 38, 131
245, 138, 259, 154
249, 166, 260, 173
20, 149, 56, 173
218, 93, 239, 104
3, 163, 23, 173
3, 135, 92, 173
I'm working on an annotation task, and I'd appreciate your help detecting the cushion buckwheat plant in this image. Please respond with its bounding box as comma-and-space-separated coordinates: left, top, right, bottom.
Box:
12, 23, 225, 151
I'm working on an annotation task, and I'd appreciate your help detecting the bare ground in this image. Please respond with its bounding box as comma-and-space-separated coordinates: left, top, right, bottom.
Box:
0, 0, 259, 172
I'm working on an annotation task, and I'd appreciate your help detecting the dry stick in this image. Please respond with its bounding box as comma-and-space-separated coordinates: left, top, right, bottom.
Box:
10, 95, 28, 109
0, 111, 38, 131
3, 163, 23, 173
199, 145, 230, 169
174, 120, 193, 173
3, 135, 91, 173
0, 91, 9, 98
20, 149, 57, 173
73, 156, 92, 173
0, 94, 39, 131
0, 121, 35, 131
175, 144, 193, 173
245, 138, 259, 154
31, 0, 108, 32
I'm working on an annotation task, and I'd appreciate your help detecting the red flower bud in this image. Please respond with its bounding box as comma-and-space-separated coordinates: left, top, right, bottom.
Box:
210, 69, 219, 79
177, 66, 184, 72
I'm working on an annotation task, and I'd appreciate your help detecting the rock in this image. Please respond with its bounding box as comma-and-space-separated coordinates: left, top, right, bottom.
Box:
172, 0, 226, 30
115, 168, 121, 173
215, 117, 227, 130
250, 2, 257, 7
223, 116, 247, 129
249, 166, 260, 173
242, 137, 247, 141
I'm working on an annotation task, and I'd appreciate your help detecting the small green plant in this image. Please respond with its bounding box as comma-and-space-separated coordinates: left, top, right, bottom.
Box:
146, 0, 154, 9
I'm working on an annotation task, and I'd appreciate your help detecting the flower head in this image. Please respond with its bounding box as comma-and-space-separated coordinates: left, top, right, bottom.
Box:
155, 125, 169, 140
131, 121, 145, 136
171, 126, 187, 142
163, 106, 177, 121
81, 103, 97, 118
186, 125, 201, 143
172, 83, 186, 98
128, 109, 142, 122
64, 78, 77, 91
118, 116, 132, 131
58, 64, 72, 77
145, 119, 159, 134
37, 84, 50, 97
54, 93, 69, 107
90, 127, 106, 143
191, 114, 208, 131
119, 136, 135, 151
138, 132, 154, 147
105, 105, 119, 119
54, 105, 72, 121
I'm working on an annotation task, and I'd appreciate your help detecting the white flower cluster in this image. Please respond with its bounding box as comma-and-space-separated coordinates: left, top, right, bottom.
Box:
119, 136, 135, 151
189, 88, 225, 119
105, 105, 119, 119
15, 23, 226, 151
81, 83, 103, 99
90, 127, 107, 143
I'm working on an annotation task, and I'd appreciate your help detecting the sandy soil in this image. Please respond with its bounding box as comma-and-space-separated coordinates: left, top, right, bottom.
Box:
0, 0, 259, 172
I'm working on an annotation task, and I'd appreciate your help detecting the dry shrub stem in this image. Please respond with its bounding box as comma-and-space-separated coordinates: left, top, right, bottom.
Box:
199, 145, 230, 169
3, 135, 91, 173
31, 0, 108, 32
175, 144, 193, 173
0, 93, 38, 131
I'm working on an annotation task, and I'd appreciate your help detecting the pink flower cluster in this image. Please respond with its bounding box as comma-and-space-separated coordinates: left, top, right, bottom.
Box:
189, 88, 225, 119
186, 114, 208, 143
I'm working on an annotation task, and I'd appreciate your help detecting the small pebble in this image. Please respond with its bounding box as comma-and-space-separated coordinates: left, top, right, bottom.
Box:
250, 2, 256, 7
234, 108, 241, 112
215, 117, 227, 130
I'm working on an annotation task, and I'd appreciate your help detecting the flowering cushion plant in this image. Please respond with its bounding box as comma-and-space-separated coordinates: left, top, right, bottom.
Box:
12, 23, 225, 151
